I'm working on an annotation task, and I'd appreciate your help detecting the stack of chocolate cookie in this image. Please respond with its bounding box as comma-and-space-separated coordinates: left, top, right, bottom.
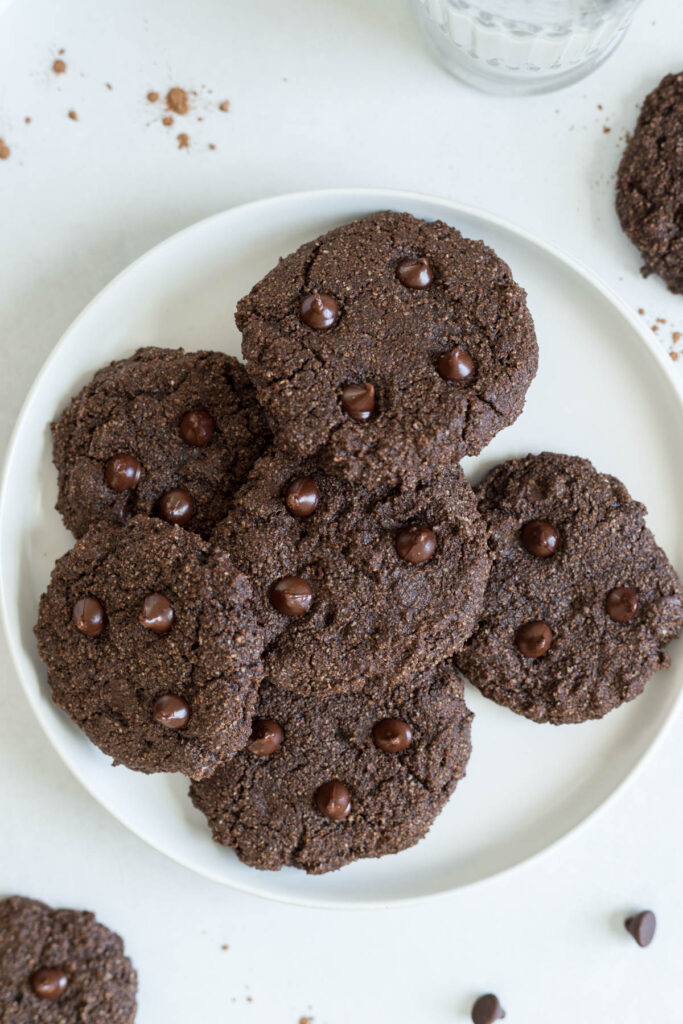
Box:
35, 211, 683, 875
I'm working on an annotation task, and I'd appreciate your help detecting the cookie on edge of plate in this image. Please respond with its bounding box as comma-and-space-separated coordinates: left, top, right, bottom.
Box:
237, 210, 537, 485
35, 515, 265, 779
189, 661, 473, 874
455, 452, 683, 725
616, 72, 683, 294
52, 346, 270, 539
212, 447, 491, 697
0, 895, 137, 1024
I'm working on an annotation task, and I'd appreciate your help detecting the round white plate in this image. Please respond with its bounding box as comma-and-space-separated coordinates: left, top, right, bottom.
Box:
2, 189, 682, 909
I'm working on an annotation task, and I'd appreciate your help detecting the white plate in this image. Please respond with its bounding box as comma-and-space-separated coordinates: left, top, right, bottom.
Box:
2, 189, 682, 909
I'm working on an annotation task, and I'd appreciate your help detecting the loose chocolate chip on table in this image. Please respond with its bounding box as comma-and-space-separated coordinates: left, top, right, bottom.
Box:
30, 967, 69, 1000
139, 593, 175, 634
315, 780, 352, 820
270, 576, 314, 617
395, 525, 437, 564
437, 348, 475, 381
248, 718, 284, 756
521, 519, 559, 557
515, 620, 553, 658
341, 383, 375, 421
157, 488, 195, 526
72, 596, 105, 637
105, 453, 142, 491
153, 693, 190, 729
180, 408, 216, 446
396, 256, 434, 288
606, 586, 639, 623
372, 717, 413, 752
471, 993, 506, 1024
625, 909, 656, 947
285, 476, 319, 518
300, 293, 339, 330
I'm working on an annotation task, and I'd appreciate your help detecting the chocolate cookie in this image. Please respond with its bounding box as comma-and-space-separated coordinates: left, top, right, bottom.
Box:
238, 211, 537, 485
0, 896, 137, 1023
213, 448, 491, 696
456, 452, 683, 725
52, 346, 270, 539
616, 72, 683, 293
35, 516, 264, 778
190, 662, 472, 874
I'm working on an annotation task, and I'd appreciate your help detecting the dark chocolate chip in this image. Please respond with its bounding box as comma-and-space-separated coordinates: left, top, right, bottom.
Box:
248, 718, 284, 756
105, 453, 142, 491
372, 718, 413, 752
270, 576, 314, 617
139, 593, 175, 634
157, 488, 195, 526
438, 348, 475, 381
396, 256, 434, 288
180, 408, 216, 446
341, 383, 375, 421
515, 620, 553, 658
521, 519, 559, 557
315, 780, 352, 820
625, 910, 656, 947
30, 968, 69, 1001
72, 596, 105, 637
472, 993, 506, 1024
300, 293, 339, 329
606, 586, 639, 623
395, 525, 437, 564
153, 693, 190, 729
285, 476, 319, 518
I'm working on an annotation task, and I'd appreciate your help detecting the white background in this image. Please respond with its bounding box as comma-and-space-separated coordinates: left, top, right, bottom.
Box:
1, 1, 682, 1021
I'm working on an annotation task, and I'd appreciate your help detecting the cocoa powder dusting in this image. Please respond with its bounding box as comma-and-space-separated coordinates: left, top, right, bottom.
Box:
177, 132, 189, 149
52, 59, 67, 74
147, 91, 159, 103
219, 100, 230, 112
162, 115, 174, 126
167, 87, 189, 115
0, 139, 10, 160
68, 110, 78, 121
673, 331, 681, 342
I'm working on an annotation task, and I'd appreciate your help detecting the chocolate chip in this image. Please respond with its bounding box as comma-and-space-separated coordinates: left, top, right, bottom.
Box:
248, 718, 284, 756
285, 476, 319, 518
372, 718, 413, 752
396, 256, 434, 288
521, 519, 559, 557
270, 576, 314, 616
315, 780, 352, 820
30, 968, 69, 1001
341, 383, 375, 421
180, 408, 215, 446
606, 586, 639, 623
72, 596, 105, 637
437, 348, 475, 381
471, 993, 505, 1024
395, 525, 437, 564
515, 620, 553, 658
153, 693, 190, 729
105, 453, 142, 491
624, 909, 656, 947
157, 488, 195, 526
300, 293, 339, 329
139, 593, 174, 634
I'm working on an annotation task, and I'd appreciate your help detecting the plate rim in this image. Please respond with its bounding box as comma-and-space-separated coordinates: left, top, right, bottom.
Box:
2, 186, 682, 910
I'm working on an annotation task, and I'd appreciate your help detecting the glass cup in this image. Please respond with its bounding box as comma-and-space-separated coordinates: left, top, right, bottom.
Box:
413, 0, 643, 95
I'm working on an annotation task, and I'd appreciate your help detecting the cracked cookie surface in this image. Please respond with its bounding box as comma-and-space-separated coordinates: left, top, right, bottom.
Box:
237, 211, 537, 485
35, 516, 264, 778
456, 452, 683, 724
190, 662, 472, 874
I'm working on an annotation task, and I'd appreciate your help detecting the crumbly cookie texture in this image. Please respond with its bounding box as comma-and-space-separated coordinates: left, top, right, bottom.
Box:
616, 72, 683, 294
213, 448, 491, 697
190, 662, 472, 874
238, 210, 537, 485
456, 452, 683, 725
35, 516, 264, 778
0, 896, 137, 1024
52, 346, 270, 539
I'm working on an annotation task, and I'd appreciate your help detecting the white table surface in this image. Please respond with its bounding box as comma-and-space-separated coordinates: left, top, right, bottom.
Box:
1, 1, 682, 1021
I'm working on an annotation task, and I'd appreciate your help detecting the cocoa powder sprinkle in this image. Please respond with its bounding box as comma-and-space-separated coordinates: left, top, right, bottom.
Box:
0, 139, 10, 160
52, 58, 67, 74
68, 109, 78, 120
147, 91, 159, 103
167, 87, 189, 115
673, 331, 681, 342
162, 115, 174, 126
219, 100, 230, 112
177, 132, 189, 149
